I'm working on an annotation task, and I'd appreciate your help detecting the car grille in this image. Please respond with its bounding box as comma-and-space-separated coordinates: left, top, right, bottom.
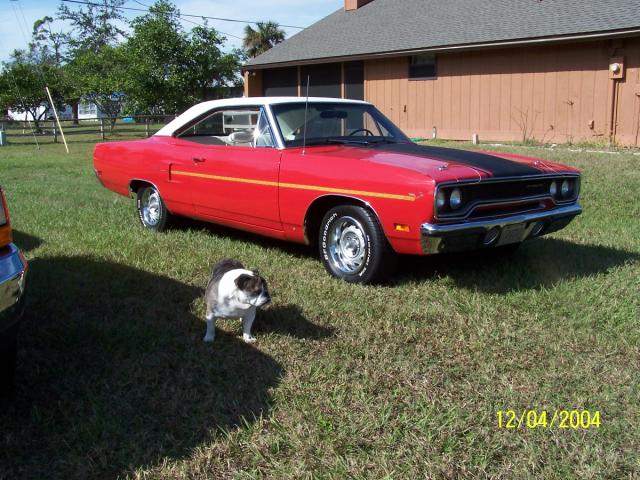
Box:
435, 175, 580, 222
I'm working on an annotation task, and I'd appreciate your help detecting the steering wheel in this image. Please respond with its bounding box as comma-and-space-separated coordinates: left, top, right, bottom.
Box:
348, 128, 375, 137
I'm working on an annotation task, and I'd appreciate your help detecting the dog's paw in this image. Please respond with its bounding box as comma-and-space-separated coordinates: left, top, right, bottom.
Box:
242, 333, 257, 343
203, 335, 215, 343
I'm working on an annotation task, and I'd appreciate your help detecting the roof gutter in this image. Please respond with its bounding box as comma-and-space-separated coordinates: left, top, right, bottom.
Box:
244, 27, 640, 70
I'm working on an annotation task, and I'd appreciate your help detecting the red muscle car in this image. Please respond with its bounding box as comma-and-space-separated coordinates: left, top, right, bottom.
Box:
93, 97, 581, 283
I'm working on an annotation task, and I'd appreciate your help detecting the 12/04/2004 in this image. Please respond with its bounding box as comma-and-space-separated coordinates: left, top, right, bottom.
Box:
496, 410, 601, 429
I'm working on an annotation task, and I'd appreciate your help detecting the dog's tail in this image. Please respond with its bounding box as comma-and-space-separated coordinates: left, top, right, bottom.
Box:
207, 258, 245, 288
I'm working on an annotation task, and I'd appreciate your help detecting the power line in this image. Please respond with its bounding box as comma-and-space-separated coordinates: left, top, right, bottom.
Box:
10, 0, 49, 86
176, 17, 243, 41
10, 0, 72, 153
60, 0, 306, 29
7, 0, 44, 148
128, 0, 244, 40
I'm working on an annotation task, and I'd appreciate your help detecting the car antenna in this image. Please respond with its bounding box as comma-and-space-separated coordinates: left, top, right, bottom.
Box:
302, 75, 310, 155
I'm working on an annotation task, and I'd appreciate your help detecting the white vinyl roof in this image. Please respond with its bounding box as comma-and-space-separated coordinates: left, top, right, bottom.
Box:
155, 96, 370, 137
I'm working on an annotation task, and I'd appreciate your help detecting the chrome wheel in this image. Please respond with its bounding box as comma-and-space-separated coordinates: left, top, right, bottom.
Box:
141, 188, 161, 227
328, 216, 367, 274
320, 205, 396, 283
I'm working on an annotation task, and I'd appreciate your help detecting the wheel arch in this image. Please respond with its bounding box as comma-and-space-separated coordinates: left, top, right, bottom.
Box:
129, 179, 161, 199
129, 179, 175, 217
303, 194, 388, 246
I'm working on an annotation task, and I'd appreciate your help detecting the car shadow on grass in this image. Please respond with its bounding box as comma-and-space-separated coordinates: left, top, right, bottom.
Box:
171, 216, 316, 260
0, 256, 298, 479
394, 237, 639, 293
11, 230, 43, 253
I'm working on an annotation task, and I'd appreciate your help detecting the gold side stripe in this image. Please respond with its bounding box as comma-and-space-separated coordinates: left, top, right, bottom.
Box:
172, 170, 416, 202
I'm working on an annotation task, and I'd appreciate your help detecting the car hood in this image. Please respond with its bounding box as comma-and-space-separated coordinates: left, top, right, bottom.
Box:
302, 143, 569, 181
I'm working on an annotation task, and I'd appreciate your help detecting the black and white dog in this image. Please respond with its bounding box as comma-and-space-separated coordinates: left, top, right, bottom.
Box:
203, 259, 271, 343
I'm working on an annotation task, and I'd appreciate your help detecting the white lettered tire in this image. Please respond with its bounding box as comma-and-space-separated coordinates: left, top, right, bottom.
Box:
319, 205, 395, 283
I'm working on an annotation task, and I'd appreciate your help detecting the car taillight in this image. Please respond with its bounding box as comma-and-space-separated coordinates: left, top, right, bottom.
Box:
0, 188, 12, 247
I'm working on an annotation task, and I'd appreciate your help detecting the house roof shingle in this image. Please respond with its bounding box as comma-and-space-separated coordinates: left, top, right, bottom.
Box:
246, 0, 640, 68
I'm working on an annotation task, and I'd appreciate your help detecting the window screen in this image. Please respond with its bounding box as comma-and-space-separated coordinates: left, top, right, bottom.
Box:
344, 61, 364, 101
263, 67, 298, 96
300, 63, 342, 98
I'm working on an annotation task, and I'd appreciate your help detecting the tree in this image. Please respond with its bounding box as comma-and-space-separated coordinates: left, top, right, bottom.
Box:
57, 0, 127, 54
124, 1, 243, 114
183, 25, 243, 101
65, 46, 128, 128
242, 21, 285, 58
123, 0, 188, 114
57, 0, 128, 123
2, 0, 245, 124
31, 16, 67, 66
0, 59, 68, 131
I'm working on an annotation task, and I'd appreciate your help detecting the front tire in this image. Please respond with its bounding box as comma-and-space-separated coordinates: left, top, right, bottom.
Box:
136, 186, 171, 231
319, 205, 395, 283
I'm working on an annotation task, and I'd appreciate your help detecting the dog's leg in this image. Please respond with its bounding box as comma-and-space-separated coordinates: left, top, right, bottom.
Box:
203, 313, 216, 343
241, 309, 257, 343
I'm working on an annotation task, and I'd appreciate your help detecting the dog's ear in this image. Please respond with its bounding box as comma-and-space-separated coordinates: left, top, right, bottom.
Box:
255, 272, 268, 289
235, 274, 253, 291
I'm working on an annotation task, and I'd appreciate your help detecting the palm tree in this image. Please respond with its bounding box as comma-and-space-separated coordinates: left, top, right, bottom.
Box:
243, 21, 285, 58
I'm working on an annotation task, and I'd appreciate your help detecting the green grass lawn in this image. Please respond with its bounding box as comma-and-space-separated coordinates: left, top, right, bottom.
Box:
0, 139, 638, 479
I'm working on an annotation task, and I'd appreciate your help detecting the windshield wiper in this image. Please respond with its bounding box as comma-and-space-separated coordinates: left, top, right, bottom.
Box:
325, 138, 372, 145
367, 138, 401, 144
300, 137, 401, 147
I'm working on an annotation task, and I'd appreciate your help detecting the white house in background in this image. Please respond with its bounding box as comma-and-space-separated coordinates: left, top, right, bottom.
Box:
77, 101, 110, 119
8, 104, 73, 121
8, 100, 108, 121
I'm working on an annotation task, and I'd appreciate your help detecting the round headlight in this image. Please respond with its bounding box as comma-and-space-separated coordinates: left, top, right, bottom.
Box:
549, 181, 557, 196
449, 188, 462, 209
436, 190, 446, 210
561, 180, 570, 197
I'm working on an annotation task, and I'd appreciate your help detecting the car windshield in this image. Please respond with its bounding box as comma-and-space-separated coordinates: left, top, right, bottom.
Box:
270, 102, 411, 148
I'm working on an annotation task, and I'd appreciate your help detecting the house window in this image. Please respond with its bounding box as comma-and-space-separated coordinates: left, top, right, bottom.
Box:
409, 54, 437, 79
78, 102, 97, 116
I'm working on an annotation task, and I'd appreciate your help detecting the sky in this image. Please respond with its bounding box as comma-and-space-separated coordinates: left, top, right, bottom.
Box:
0, 0, 344, 62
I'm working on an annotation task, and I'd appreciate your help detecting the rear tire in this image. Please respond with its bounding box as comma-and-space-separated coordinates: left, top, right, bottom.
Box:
319, 205, 396, 284
136, 185, 171, 231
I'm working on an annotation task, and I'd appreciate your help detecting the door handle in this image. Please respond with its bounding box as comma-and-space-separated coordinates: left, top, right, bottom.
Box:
192, 157, 206, 163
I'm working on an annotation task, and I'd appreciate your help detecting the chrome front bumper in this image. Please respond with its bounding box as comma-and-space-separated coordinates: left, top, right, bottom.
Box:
0, 243, 28, 338
421, 204, 582, 254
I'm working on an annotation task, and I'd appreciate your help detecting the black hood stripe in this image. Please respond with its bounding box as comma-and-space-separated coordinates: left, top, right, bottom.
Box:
373, 143, 542, 178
